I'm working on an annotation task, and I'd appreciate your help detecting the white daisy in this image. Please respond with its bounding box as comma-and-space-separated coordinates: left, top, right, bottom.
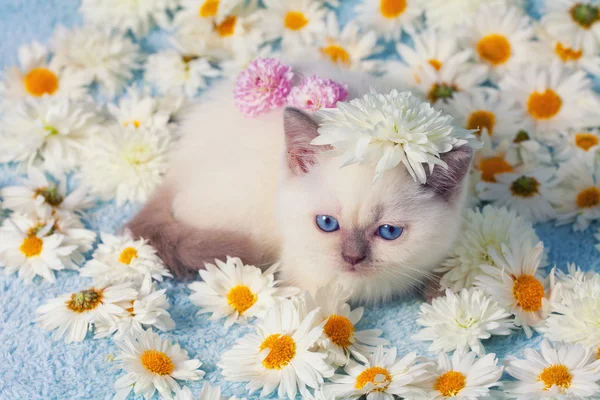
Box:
423, 350, 504, 399
174, 383, 241, 400
554, 263, 596, 293
113, 329, 205, 400
554, 128, 600, 163
35, 283, 137, 343
499, 62, 600, 140
177, 0, 245, 24
503, 340, 600, 399
422, 0, 521, 31
0, 41, 89, 104
51, 25, 143, 97
261, 0, 327, 49
312, 88, 476, 183
80, 230, 172, 287
0, 97, 103, 175
504, 129, 554, 167
469, 131, 517, 193
145, 50, 222, 97
437, 205, 541, 292
188, 257, 298, 328
80, 0, 178, 37
220, 34, 276, 75
323, 345, 433, 400
302, 286, 389, 366
354, 0, 423, 41
475, 241, 558, 337
219, 299, 334, 399
477, 165, 557, 223
77, 125, 171, 206
541, 0, 600, 51
413, 288, 513, 355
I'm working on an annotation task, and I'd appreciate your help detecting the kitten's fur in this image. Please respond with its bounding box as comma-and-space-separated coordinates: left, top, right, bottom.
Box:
127, 62, 472, 304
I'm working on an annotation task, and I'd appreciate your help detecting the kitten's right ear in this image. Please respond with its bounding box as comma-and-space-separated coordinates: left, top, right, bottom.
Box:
284, 107, 326, 175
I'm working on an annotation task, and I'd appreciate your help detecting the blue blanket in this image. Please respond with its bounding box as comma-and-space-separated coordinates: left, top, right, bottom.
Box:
1, 1, 599, 399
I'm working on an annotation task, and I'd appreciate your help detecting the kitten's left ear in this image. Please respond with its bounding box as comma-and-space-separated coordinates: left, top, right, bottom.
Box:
425, 145, 473, 201
284, 107, 326, 175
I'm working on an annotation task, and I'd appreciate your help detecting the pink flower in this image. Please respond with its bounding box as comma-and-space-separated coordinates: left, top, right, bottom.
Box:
234, 58, 294, 117
287, 75, 348, 112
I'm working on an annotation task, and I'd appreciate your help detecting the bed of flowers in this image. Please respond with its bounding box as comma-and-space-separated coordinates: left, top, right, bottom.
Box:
1, 0, 600, 399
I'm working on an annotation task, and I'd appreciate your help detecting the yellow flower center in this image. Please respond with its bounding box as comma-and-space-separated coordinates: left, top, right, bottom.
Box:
538, 364, 572, 391
527, 89, 562, 120
428, 83, 458, 103
124, 120, 141, 128
320, 44, 351, 66
260, 334, 297, 370
215, 15, 237, 37
24, 67, 59, 97
512, 274, 545, 311
570, 3, 599, 29
199, 0, 219, 18
479, 156, 514, 182
428, 59, 442, 71
434, 370, 467, 397
380, 0, 407, 18
354, 366, 392, 390
66, 289, 104, 313
20, 235, 43, 257
477, 34, 511, 66
141, 350, 175, 375
597, 346, 600, 359
510, 176, 540, 198
575, 132, 599, 150
323, 314, 355, 348
577, 187, 600, 208
119, 247, 138, 265
555, 42, 583, 62
467, 110, 496, 136
284, 11, 308, 31
226, 285, 257, 314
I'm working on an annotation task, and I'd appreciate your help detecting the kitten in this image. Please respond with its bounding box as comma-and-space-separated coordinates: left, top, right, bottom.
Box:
127, 61, 472, 304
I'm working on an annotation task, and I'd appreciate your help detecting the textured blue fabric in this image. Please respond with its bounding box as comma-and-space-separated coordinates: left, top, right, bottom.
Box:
0, 1, 599, 399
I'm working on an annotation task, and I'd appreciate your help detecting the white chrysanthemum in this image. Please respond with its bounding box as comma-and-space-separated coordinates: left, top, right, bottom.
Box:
312, 89, 477, 183
78, 125, 171, 206
174, 383, 241, 400
188, 257, 298, 328
477, 165, 557, 223
145, 50, 222, 97
302, 286, 388, 367
541, 0, 600, 51
0, 41, 89, 104
413, 288, 513, 355
503, 340, 600, 399
80, 0, 178, 37
438, 205, 541, 291
51, 26, 143, 97
94, 278, 175, 340
499, 62, 600, 139
554, 263, 596, 293
35, 283, 137, 343
422, 0, 521, 31
459, 4, 534, 80
261, 0, 327, 49
80, 230, 172, 287
354, 0, 423, 40
113, 329, 205, 400
0, 97, 102, 175
475, 241, 558, 337
323, 345, 433, 400
554, 128, 600, 163
218, 300, 334, 399
423, 351, 503, 399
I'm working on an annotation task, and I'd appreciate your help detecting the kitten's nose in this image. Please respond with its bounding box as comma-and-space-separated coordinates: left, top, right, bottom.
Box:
343, 253, 366, 266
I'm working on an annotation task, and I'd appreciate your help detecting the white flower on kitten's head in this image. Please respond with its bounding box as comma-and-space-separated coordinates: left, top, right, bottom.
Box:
80, 230, 172, 287
113, 329, 205, 400
413, 288, 513, 356
188, 257, 298, 328
219, 299, 334, 399
35, 283, 137, 343
353, 0, 423, 41
323, 345, 433, 400
313, 89, 477, 183
503, 340, 600, 399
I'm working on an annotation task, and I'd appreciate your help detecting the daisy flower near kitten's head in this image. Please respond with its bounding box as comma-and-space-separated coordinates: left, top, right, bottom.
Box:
541, 0, 600, 51
354, 0, 423, 41
218, 299, 334, 399
113, 329, 205, 400
188, 257, 298, 328
35, 282, 137, 344
260, 0, 327, 49
503, 340, 600, 399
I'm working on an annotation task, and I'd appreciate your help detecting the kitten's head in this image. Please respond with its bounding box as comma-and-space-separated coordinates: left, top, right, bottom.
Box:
277, 108, 472, 304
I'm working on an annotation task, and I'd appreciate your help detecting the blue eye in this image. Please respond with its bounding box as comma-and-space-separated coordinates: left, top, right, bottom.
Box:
316, 215, 340, 232
377, 224, 403, 240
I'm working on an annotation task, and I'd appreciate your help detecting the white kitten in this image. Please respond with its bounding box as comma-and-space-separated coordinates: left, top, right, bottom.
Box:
128, 62, 472, 304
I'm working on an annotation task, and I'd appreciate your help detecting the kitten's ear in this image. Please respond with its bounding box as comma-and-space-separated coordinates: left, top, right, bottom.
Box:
425, 145, 473, 201
284, 107, 325, 175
